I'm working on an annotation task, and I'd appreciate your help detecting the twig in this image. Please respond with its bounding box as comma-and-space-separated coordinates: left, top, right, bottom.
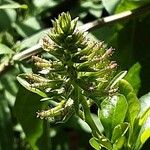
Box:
12, 43, 41, 61
79, 4, 150, 32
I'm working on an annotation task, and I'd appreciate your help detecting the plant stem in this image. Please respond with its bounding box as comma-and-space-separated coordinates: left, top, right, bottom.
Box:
70, 80, 100, 136
80, 94, 101, 137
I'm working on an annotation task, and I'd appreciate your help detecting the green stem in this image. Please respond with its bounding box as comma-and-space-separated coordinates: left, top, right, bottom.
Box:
71, 77, 101, 137
80, 94, 101, 137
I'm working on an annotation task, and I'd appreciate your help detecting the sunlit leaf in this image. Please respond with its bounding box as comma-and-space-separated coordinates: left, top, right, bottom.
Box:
140, 117, 150, 145
115, 0, 146, 13
17, 75, 47, 98
139, 108, 150, 126
125, 62, 141, 94
92, 113, 104, 133
89, 137, 101, 150
0, 43, 14, 54
113, 136, 126, 150
17, 29, 48, 51
33, 0, 59, 15
101, 0, 121, 14
0, 4, 28, 9
97, 135, 113, 150
12, 17, 42, 37
106, 71, 127, 90
119, 79, 140, 129
139, 92, 150, 118
79, 0, 103, 18
90, 135, 113, 150
111, 122, 129, 143
99, 94, 128, 138
135, 116, 150, 150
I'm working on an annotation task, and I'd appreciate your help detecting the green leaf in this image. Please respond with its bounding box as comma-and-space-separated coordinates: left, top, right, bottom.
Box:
119, 79, 140, 129
135, 116, 150, 150
17, 29, 49, 51
140, 117, 150, 145
90, 135, 113, 150
0, 94, 13, 149
89, 138, 101, 150
92, 113, 104, 133
12, 17, 42, 37
0, 4, 28, 9
89, 8, 102, 18
0, 69, 18, 149
125, 62, 141, 94
63, 115, 92, 133
33, 0, 58, 8
0, 9, 16, 31
111, 122, 129, 144
113, 136, 125, 150
0, 43, 14, 54
139, 92, 150, 119
0, 31, 14, 46
138, 92, 150, 126
106, 71, 127, 90
97, 135, 113, 150
101, 0, 121, 14
17, 75, 47, 98
33, 0, 59, 15
14, 86, 48, 150
115, 0, 147, 13
0, 68, 18, 106
110, 95, 128, 130
99, 94, 128, 138
139, 108, 150, 126
81, 0, 103, 18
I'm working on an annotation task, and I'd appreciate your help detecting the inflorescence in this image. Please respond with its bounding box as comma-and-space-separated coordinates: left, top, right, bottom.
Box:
18, 12, 117, 122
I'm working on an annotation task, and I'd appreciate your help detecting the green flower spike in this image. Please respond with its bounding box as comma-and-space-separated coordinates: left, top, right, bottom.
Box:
17, 12, 124, 123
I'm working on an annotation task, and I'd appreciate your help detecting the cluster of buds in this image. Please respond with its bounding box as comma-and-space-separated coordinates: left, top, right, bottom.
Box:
37, 98, 74, 123
18, 12, 118, 122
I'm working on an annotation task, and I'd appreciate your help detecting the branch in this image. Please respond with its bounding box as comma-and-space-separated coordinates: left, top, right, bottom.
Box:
12, 43, 41, 61
79, 4, 150, 32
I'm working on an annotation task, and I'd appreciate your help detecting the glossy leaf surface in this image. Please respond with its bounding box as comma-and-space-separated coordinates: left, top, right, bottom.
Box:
119, 79, 140, 129
99, 94, 128, 138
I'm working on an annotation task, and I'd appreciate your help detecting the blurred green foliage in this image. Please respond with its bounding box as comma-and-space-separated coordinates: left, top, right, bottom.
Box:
0, 0, 150, 149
